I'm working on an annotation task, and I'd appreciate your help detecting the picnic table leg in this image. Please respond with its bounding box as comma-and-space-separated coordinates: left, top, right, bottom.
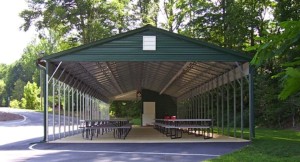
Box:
176, 129, 182, 138
89, 129, 94, 140
170, 128, 176, 139
82, 128, 85, 138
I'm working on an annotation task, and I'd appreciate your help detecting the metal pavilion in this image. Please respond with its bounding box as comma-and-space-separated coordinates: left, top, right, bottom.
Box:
38, 25, 254, 142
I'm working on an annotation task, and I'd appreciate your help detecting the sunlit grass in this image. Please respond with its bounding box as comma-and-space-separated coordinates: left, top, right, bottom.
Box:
206, 128, 300, 162
131, 118, 141, 125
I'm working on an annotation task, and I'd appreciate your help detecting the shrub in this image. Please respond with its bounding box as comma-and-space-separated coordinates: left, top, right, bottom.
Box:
23, 82, 41, 110
9, 99, 20, 108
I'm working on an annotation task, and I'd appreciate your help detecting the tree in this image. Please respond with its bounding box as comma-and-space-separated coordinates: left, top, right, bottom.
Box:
274, 0, 300, 22
11, 79, 26, 101
0, 64, 8, 80
22, 82, 41, 110
20, 0, 127, 44
0, 80, 5, 97
135, 0, 160, 26
185, 0, 273, 50
109, 0, 132, 33
0, 80, 5, 106
252, 21, 300, 100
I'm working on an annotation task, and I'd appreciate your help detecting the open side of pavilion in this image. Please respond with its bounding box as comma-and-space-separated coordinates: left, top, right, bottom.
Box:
38, 25, 254, 142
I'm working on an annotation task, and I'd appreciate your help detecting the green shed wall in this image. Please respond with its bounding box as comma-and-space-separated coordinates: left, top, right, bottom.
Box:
141, 89, 177, 118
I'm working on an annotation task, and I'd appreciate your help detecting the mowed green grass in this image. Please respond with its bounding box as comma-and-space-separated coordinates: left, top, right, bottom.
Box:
207, 128, 300, 162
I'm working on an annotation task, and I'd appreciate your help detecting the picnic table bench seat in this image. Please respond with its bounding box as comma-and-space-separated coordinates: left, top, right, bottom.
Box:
153, 119, 213, 139
80, 120, 132, 140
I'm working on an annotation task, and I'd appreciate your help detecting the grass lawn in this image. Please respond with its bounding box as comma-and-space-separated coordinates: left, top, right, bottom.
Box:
206, 128, 300, 162
130, 118, 141, 125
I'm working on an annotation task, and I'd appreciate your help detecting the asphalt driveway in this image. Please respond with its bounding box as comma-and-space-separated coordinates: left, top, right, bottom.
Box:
0, 107, 249, 162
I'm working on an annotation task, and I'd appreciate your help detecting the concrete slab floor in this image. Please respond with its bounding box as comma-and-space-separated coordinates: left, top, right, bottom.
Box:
52, 126, 249, 143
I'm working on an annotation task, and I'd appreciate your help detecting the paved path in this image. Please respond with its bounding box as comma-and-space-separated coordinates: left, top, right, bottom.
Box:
0, 107, 249, 162
0, 107, 44, 145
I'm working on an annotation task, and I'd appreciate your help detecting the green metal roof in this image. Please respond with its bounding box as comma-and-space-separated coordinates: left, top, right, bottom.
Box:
42, 25, 251, 62
41, 25, 252, 102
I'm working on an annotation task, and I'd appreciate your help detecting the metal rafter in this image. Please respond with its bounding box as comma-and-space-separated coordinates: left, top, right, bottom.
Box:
159, 62, 192, 95
102, 62, 124, 94
77, 63, 112, 98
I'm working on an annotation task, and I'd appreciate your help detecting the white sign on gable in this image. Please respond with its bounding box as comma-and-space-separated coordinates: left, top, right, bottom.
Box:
143, 36, 156, 51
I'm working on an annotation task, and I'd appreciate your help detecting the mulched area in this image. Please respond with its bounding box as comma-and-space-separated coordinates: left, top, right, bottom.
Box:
0, 111, 24, 121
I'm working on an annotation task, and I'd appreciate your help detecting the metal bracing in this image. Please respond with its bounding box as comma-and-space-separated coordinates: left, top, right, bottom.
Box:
48, 61, 62, 82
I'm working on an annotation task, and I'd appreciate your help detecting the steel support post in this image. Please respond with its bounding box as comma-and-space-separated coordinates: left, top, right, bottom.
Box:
217, 88, 220, 134
89, 95, 91, 120
233, 71, 237, 138
72, 87, 74, 135
249, 67, 255, 139
58, 81, 61, 139
204, 93, 207, 120
221, 76, 224, 135
201, 93, 203, 119
193, 96, 196, 119
63, 83, 66, 138
227, 80, 230, 136
52, 79, 55, 140
211, 90, 214, 127
85, 95, 88, 120
207, 90, 210, 119
241, 76, 244, 139
76, 89, 79, 133
198, 95, 201, 119
44, 62, 49, 142
68, 86, 70, 135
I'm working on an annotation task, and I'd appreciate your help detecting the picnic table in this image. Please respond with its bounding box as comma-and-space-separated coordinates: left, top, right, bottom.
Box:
154, 118, 213, 139
80, 119, 132, 140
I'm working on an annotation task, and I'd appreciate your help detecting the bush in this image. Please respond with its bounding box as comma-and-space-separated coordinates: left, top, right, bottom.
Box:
9, 99, 20, 108
23, 82, 41, 110
21, 98, 27, 109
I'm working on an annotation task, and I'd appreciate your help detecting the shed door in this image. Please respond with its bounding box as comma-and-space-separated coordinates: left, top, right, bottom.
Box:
142, 102, 155, 126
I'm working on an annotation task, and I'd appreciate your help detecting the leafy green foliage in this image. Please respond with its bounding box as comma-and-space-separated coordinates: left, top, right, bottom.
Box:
279, 67, 300, 99
252, 21, 300, 99
11, 79, 26, 101
20, 0, 128, 44
22, 82, 41, 110
0, 80, 6, 106
109, 101, 141, 118
0, 64, 8, 79
0, 80, 5, 96
9, 99, 20, 108
274, 0, 300, 22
